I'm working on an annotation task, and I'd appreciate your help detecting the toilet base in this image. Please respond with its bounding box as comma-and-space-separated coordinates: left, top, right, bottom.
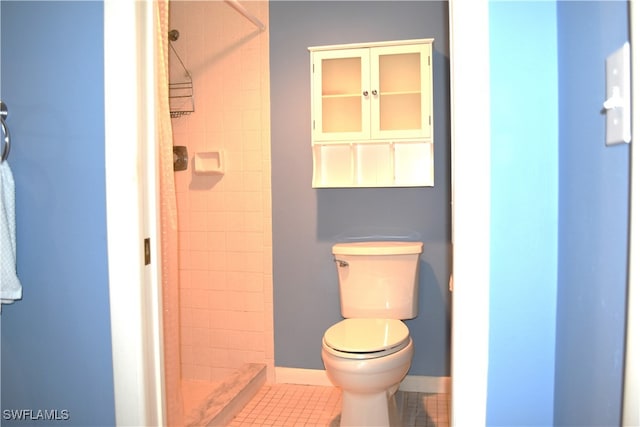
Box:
340, 389, 400, 427
321, 337, 414, 426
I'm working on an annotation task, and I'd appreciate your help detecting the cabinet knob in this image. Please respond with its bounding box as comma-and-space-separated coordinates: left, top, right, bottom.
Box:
372, 90, 378, 96
362, 90, 369, 97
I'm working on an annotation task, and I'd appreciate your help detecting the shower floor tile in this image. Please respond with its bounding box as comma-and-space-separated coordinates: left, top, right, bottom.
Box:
227, 383, 450, 427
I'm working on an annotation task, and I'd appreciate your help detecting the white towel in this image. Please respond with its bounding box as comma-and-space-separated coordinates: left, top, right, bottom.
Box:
0, 161, 21, 311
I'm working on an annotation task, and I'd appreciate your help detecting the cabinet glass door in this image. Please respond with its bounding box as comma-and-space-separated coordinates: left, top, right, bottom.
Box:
312, 49, 370, 141
371, 44, 431, 139
322, 57, 361, 133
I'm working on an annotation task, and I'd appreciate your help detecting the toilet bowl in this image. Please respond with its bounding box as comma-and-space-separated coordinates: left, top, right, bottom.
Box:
321, 318, 414, 426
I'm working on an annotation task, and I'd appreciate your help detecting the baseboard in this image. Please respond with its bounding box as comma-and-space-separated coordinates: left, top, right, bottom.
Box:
275, 367, 334, 387
275, 367, 450, 394
399, 374, 451, 394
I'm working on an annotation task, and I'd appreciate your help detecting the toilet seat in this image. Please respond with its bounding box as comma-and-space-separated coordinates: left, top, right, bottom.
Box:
323, 318, 410, 360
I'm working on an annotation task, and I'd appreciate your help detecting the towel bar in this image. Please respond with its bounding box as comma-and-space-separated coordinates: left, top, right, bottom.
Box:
0, 101, 10, 163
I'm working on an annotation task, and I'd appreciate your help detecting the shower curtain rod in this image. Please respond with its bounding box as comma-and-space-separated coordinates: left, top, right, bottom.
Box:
224, 0, 266, 32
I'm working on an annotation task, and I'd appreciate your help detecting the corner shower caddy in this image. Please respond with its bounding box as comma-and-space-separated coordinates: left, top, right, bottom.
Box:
168, 29, 194, 118
167, 1, 265, 119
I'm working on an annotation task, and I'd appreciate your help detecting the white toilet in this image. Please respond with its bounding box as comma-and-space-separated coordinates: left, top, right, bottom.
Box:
321, 241, 423, 427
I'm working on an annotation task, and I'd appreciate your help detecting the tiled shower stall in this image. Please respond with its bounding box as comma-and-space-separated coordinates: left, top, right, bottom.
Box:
168, 0, 274, 385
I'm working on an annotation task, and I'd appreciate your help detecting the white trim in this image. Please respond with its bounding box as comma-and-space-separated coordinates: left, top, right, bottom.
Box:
398, 374, 451, 394
448, 0, 490, 425
275, 367, 333, 387
623, 2, 639, 425
142, 0, 165, 423
308, 38, 434, 52
275, 367, 450, 394
105, 1, 164, 425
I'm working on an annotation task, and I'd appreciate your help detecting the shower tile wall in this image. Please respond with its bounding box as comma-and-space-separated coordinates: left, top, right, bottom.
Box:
169, 1, 274, 383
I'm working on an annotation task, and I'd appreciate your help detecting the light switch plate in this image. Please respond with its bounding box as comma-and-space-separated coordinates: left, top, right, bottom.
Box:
604, 42, 631, 146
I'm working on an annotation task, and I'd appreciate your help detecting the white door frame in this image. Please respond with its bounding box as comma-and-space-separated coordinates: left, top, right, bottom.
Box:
623, 1, 639, 425
104, 0, 164, 425
102, 0, 491, 425
448, 1, 490, 425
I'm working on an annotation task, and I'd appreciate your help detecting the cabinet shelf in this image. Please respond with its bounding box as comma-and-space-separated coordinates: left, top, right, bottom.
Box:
380, 91, 421, 96
321, 91, 421, 98
322, 93, 361, 99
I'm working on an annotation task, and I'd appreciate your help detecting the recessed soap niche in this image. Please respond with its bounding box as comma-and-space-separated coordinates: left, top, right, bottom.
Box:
312, 141, 433, 188
194, 150, 225, 175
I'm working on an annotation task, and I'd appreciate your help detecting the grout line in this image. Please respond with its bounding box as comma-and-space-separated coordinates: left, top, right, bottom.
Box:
226, 384, 450, 427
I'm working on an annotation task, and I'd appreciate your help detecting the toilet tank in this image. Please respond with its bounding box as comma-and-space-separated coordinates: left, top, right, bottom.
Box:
332, 241, 423, 319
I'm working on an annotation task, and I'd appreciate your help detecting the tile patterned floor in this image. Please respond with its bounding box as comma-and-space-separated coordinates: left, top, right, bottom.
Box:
227, 384, 450, 427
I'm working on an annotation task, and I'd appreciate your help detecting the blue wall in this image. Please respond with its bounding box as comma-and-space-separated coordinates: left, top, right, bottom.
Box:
555, 1, 629, 425
0, 2, 115, 425
0, 1, 629, 425
269, 1, 451, 376
487, 3, 559, 425
487, 1, 630, 425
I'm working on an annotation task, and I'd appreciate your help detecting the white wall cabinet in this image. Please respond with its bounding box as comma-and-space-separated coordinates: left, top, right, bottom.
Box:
309, 39, 434, 188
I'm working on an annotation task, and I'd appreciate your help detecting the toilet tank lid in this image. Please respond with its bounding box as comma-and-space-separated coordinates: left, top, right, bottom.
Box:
332, 241, 423, 256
